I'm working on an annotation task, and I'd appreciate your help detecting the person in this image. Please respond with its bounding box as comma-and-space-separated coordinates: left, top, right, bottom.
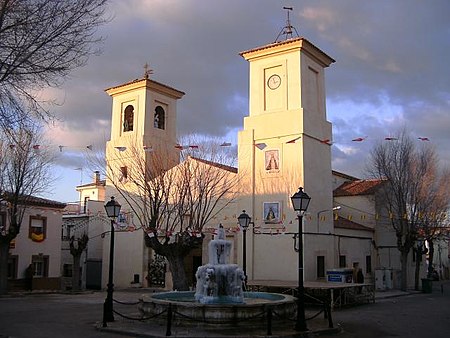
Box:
25, 264, 34, 291
357, 268, 364, 284
356, 268, 364, 294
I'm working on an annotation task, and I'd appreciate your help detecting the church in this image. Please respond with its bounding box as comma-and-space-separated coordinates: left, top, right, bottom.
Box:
74, 20, 427, 293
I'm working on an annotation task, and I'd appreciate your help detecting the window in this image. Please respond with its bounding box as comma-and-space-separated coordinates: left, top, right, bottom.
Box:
0, 212, 5, 229
317, 256, 325, 278
366, 255, 372, 274
123, 105, 134, 132
29, 216, 47, 242
83, 196, 89, 214
339, 255, 346, 268
8, 255, 18, 279
32, 255, 49, 277
63, 264, 73, 277
154, 106, 165, 130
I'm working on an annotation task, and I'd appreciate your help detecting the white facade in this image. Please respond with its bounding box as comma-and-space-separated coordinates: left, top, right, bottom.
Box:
62, 198, 108, 290
97, 36, 429, 290
7, 199, 65, 290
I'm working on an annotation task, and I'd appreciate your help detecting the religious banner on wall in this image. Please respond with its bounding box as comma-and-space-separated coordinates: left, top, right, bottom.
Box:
264, 149, 280, 172
263, 202, 281, 224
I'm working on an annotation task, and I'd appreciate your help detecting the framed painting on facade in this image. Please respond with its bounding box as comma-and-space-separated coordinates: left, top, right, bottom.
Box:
263, 202, 281, 224
264, 149, 280, 172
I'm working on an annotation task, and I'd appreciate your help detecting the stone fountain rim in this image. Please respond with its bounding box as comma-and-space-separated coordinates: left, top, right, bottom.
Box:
140, 291, 296, 307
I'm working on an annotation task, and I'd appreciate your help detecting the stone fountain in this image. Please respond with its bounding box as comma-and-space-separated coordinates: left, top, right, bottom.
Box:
194, 224, 245, 304
138, 224, 296, 325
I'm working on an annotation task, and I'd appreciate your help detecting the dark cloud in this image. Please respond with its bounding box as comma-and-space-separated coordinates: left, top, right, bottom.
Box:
41, 0, 450, 201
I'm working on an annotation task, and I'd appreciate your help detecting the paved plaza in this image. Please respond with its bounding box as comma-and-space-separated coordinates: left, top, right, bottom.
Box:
0, 281, 449, 337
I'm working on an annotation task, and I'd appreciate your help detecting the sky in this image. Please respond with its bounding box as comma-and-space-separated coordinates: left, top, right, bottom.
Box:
41, 0, 450, 203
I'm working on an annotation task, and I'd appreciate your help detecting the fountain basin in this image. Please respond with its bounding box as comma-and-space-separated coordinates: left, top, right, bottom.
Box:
138, 291, 296, 324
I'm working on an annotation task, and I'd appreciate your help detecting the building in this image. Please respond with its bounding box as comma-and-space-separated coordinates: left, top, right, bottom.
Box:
5, 196, 66, 291
91, 27, 429, 291
61, 171, 107, 290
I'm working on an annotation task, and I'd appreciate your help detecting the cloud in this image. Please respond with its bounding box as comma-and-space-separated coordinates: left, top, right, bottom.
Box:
36, 0, 450, 201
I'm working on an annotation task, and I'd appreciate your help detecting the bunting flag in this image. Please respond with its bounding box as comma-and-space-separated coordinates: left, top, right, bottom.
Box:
86, 145, 93, 150
175, 144, 185, 150
320, 139, 333, 145
115, 146, 127, 151
220, 142, 232, 147
255, 143, 267, 150
286, 136, 301, 144
143, 145, 153, 152
189, 145, 199, 149
352, 136, 367, 142
418, 137, 430, 141
32, 144, 40, 150
385, 137, 398, 141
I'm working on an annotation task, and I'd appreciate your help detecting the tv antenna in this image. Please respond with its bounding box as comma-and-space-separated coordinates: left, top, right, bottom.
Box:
274, 6, 300, 42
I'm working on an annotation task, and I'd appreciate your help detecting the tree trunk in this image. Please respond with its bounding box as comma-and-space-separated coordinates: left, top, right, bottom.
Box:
72, 255, 81, 292
414, 247, 422, 291
0, 242, 10, 295
400, 250, 409, 291
166, 253, 189, 291
427, 240, 435, 278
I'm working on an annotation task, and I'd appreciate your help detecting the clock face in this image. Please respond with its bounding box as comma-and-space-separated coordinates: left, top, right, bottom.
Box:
267, 74, 281, 90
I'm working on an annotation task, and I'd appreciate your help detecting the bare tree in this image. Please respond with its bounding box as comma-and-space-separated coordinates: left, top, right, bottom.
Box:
367, 129, 448, 290
416, 165, 450, 283
104, 139, 240, 291
0, 0, 109, 130
69, 233, 89, 292
0, 126, 55, 294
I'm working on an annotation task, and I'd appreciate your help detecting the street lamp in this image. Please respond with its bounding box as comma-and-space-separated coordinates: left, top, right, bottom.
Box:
290, 187, 311, 332
103, 196, 121, 327
238, 210, 251, 288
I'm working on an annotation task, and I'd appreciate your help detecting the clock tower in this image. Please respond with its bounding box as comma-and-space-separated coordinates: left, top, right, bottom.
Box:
237, 36, 335, 282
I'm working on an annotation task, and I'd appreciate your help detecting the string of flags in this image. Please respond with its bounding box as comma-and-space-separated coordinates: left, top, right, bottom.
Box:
13, 136, 402, 154
119, 205, 448, 240
112, 142, 233, 152
351, 136, 430, 142
5, 134, 430, 154
251, 134, 431, 151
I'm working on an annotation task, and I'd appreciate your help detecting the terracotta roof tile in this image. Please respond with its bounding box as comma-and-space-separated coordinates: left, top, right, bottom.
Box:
334, 179, 385, 197
2, 192, 66, 209
76, 180, 106, 189
104, 77, 185, 96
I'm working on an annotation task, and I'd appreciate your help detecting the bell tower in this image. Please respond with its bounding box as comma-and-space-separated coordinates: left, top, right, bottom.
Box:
105, 70, 185, 183
237, 23, 335, 282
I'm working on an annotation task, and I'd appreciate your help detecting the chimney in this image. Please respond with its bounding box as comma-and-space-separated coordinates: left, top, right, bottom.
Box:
93, 171, 100, 184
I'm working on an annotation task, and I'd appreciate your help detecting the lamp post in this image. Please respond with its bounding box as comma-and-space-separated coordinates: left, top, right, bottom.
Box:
103, 196, 121, 327
238, 210, 251, 287
290, 187, 311, 332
